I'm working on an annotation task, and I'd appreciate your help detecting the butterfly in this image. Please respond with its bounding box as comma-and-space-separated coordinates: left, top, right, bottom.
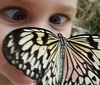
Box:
2, 27, 100, 85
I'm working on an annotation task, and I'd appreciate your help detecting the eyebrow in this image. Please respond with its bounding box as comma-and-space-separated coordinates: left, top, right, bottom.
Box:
60, 5, 77, 13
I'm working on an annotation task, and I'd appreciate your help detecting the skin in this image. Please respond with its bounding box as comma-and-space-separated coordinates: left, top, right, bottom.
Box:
0, 0, 77, 85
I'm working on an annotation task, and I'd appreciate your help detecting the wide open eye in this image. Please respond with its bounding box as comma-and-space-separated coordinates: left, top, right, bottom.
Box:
49, 14, 68, 25
0, 7, 28, 22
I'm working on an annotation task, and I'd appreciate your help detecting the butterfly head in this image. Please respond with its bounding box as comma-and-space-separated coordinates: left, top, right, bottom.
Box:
58, 33, 65, 38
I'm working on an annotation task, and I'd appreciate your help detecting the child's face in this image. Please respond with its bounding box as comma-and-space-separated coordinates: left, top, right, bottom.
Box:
0, 0, 77, 85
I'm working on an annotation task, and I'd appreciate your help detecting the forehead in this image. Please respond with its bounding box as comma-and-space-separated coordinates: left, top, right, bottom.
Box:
17, 0, 78, 9
19, 0, 77, 5
0, 0, 77, 14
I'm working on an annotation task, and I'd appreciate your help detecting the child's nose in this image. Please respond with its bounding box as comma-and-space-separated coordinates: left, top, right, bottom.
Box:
32, 22, 49, 29
25, 18, 51, 30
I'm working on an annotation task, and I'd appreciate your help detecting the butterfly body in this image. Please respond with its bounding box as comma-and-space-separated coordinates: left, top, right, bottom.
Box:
57, 33, 66, 84
2, 27, 100, 85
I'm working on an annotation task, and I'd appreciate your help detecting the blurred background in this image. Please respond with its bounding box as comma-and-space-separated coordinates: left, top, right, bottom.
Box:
72, 0, 100, 35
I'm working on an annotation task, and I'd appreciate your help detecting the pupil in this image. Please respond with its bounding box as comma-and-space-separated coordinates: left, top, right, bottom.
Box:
13, 11, 26, 20
50, 15, 60, 24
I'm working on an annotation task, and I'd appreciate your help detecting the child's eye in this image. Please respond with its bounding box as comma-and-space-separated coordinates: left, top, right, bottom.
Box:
0, 7, 28, 22
49, 14, 68, 25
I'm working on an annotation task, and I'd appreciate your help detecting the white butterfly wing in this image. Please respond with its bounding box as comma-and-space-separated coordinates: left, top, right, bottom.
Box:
63, 35, 100, 85
2, 27, 61, 85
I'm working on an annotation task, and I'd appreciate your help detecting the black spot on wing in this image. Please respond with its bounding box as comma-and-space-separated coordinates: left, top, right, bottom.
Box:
87, 52, 94, 62
41, 31, 49, 44
33, 68, 39, 74
88, 83, 92, 85
32, 31, 38, 44
47, 49, 51, 59
87, 35, 98, 49
92, 76, 96, 81
34, 50, 39, 57
25, 62, 31, 70
72, 82, 75, 85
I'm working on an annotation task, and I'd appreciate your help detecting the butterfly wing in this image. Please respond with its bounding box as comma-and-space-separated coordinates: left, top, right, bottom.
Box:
63, 34, 100, 85
2, 27, 61, 84
37, 43, 62, 85
3, 28, 100, 85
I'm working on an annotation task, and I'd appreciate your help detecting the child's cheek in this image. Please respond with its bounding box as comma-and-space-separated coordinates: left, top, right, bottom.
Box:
0, 40, 7, 66
0, 27, 13, 66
